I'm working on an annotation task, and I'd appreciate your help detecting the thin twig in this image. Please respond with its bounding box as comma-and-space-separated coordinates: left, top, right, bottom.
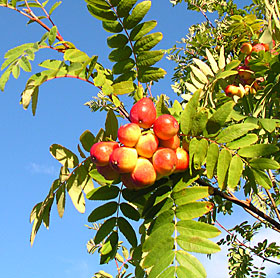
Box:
216, 219, 280, 266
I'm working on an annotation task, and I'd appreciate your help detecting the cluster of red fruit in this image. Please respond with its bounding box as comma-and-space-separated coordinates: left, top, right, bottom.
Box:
225, 41, 275, 98
90, 98, 189, 190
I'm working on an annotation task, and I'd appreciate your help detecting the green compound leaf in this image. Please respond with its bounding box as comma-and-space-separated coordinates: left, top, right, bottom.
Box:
87, 4, 117, 21
176, 250, 206, 278
134, 32, 163, 53
56, 184, 65, 218
175, 202, 213, 220
226, 134, 258, 150
64, 48, 90, 63
80, 130, 95, 152
192, 138, 208, 170
238, 144, 279, 158
192, 58, 214, 77
148, 251, 175, 278
48, 25, 57, 45
138, 66, 166, 82
120, 202, 140, 221
117, 217, 138, 247
136, 50, 164, 67
191, 108, 208, 136
117, 0, 137, 17
107, 34, 128, 48
123, 0, 151, 29
227, 155, 244, 190
172, 186, 211, 206
177, 234, 221, 254
180, 90, 200, 135
206, 101, 235, 135
66, 173, 85, 213
177, 220, 221, 239
249, 158, 280, 170
157, 266, 175, 278
86, 185, 120, 200
112, 58, 135, 74
251, 168, 272, 189
206, 143, 219, 179
112, 80, 135, 94
102, 20, 123, 33
94, 217, 117, 244
100, 231, 118, 263
88, 201, 118, 222
217, 149, 231, 190
50, 144, 79, 168
105, 109, 118, 140
130, 20, 157, 41
216, 123, 259, 144
108, 46, 132, 62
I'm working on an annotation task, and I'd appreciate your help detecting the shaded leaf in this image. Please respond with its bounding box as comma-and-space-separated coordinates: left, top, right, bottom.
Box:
117, 217, 137, 247
88, 201, 118, 222
136, 50, 164, 67
134, 32, 163, 52
86, 185, 120, 200
80, 130, 95, 152
94, 217, 117, 244
138, 66, 166, 82
87, 4, 117, 21
206, 143, 219, 179
50, 144, 79, 168
107, 34, 128, 48
120, 202, 140, 221
217, 149, 231, 190
227, 155, 244, 189
117, 0, 137, 17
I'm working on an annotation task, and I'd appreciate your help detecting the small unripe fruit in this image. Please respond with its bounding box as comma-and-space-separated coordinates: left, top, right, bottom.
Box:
174, 147, 189, 173
240, 42, 252, 55
153, 114, 179, 140
130, 98, 157, 129
96, 165, 120, 180
152, 148, 177, 176
159, 134, 180, 150
131, 157, 157, 188
118, 123, 141, 147
109, 147, 138, 173
237, 66, 253, 81
90, 141, 119, 166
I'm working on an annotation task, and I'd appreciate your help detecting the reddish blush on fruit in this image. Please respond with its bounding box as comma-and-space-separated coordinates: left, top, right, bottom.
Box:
252, 43, 266, 52
240, 42, 252, 55
90, 141, 119, 166
131, 157, 156, 188
225, 85, 244, 98
159, 134, 180, 149
174, 147, 189, 173
129, 97, 157, 129
96, 165, 120, 180
118, 123, 141, 147
109, 147, 138, 173
135, 132, 159, 158
152, 148, 177, 176
153, 114, 179, 140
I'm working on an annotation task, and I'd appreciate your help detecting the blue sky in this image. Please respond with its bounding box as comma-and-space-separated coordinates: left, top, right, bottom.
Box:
0, 1, 279, 278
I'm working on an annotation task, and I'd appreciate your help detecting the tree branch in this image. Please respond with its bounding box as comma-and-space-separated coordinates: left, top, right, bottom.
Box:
197, 178, 280, 232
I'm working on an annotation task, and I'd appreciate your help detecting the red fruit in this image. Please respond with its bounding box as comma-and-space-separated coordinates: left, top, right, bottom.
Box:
109, 147, 138, 173
131, 157, 157, 188
152, 148, 177, 177
118, 123, 141, 147
121, 173, 137, 190
174, 147, 189, 173
225, 85, 244, 98
135, 132, 159, 158
252, 43, 266, 52
159, 134, 180, 150
96, 165, 120, 180
153, 114, 179, 140
90, 141, 119, 166
129, 98, 157, 129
